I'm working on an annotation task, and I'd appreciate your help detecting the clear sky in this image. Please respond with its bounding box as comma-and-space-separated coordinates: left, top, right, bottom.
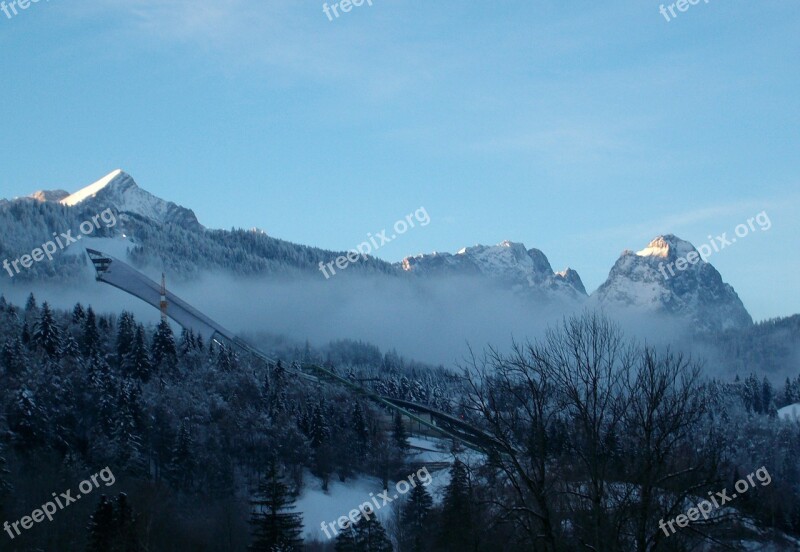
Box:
1, 1, 798, 321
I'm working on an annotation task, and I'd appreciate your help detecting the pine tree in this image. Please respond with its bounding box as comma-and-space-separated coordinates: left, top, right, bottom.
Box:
113, 493, 140, 552
392, 412, 409, 452
1, 338, 28, 376
124, 325, 152, 382
151, 319, 177, 371
87, 495, 115, 552
167, 418, 195, 491
353, 516, 393, 552
334, 524, 358, 552
113, 382, 146, 474
24, 293, 37, 314
87, 493, 139, 552
763, 377, 775, 414
352, 402, 370, 460
9, 388, 48, 449
72, 302, 86, 324
438, 460, 473, 551
116, 312, 136, 364
82, 307, 101, 357
249, 460, 304, 551
32, 302, 62, 358
784, 378, 796, 405
402, 483, 433, 552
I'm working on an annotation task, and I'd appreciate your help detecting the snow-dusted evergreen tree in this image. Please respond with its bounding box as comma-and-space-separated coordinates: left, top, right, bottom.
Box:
402, 482, 433, 552
1, 337, 28, 376
392, 411, 409, 452
438, 459, 473, 550
353, 516, 393, 552
116, 311, 136, 363
87, 495, 114, 552
352, 402, 370, 460
32, 302, 61, 358
151, 319, 177, 371
124, 325, 152, 382
72, 302, 85, 324
82, 307, 101, 357
249, 460, 303, 551
167, 418, 195, 492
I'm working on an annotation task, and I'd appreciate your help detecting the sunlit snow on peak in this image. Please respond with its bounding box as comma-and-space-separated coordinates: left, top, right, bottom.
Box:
60, 169, 125, 206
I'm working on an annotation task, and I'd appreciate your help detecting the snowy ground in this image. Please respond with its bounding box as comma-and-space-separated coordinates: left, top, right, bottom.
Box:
296, 437, 464, 543
777, 402, 800, 421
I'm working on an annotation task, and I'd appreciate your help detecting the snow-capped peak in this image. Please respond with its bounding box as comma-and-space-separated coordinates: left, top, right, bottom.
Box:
58, 170, 202, 230
398, 240, 587, 298
636, 234, 695, 259
61, 169, 126, 207
594, 234, 752, 331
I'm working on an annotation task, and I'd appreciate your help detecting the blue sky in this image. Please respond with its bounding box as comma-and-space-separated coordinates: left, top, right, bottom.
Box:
1, 0, 798, 320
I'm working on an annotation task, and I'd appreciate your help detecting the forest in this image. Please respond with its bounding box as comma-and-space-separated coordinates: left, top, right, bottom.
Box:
1, 296, 799, 551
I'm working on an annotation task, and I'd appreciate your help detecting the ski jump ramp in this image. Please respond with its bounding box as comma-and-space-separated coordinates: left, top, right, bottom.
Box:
86, 249, 237, 345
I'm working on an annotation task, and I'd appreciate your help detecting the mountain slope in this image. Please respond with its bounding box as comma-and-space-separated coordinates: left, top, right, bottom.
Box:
59, 169, 203, 231
593, 235, 753, 332
399, 240, 587, 300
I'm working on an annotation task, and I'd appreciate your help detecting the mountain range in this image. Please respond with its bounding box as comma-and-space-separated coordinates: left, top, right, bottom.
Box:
0, 170, 757, 335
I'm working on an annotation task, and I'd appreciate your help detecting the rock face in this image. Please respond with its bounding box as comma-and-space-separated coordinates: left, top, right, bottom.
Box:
30, 190, 70, 202
58, 169, 202, 231
593, 235, 753, 332
399, 240, 588, 300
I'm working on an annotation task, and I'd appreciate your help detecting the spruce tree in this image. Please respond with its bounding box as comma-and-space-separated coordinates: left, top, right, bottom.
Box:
353, 516, 393, 552
87, 493, 140, 552
438, 460, 473, 551
392, 412, 410, 452
402, 483, 433, 552
72, 302, 86, 324
249, 460, 303, 551
1, 338, 28, 376
24, 293, 37, 314
167, 418, 195, 492
113, 493, 140, 552
32, 302, 62, 358
151, 319, 177, 371
124, 325, 152, 382
87, 495, 115, 552
352, 402, 370, 460
116, 311, 136, 364
334, 524, 358, 552
82, 307, 101, 357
